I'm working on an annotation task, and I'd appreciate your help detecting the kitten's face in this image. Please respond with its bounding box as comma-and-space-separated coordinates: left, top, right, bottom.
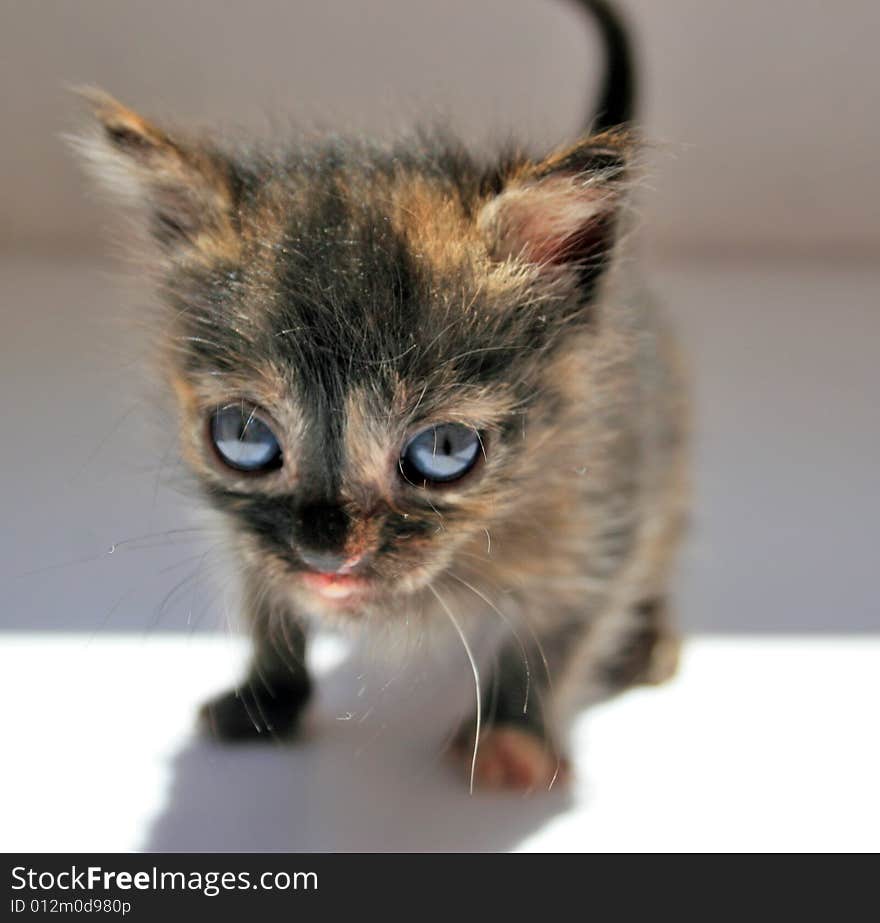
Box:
78, 93, 631, 619
166, 181, 559, 617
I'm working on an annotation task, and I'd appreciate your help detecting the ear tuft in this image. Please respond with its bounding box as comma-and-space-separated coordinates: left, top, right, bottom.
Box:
75, 86, 169, 158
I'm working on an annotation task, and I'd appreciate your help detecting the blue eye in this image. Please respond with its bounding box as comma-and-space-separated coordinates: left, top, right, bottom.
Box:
400, 423, 482, 486
210, 404, 282, 473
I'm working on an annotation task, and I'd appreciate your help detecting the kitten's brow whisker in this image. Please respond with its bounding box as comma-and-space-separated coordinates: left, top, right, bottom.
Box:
410, 381, 429, 417
429, 583, 480, 795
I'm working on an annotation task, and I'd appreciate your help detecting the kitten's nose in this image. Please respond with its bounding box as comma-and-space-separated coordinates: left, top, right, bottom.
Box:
294, 501, 358, 574
298, 548, 349, 574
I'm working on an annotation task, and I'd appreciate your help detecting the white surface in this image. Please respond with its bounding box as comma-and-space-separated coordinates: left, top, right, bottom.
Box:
2, 634, 877, 852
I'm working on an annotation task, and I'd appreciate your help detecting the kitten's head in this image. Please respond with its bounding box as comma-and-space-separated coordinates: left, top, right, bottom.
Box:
76, 91, 634, 619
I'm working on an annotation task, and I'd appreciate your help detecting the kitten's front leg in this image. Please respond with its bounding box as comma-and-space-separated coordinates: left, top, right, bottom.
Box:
455, 627, 576, 791
199, 585, 312, 743
456, 598, 679, 790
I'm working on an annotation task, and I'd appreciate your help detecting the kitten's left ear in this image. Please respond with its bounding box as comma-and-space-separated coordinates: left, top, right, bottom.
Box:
479, 131, 634, 295
72, 88, 240, 261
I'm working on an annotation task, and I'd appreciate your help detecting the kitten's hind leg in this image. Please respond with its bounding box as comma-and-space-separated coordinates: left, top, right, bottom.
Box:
199, 592, 312, 743
602, 596, 681, 691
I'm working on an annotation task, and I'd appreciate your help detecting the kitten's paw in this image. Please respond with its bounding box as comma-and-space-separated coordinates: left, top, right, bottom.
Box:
456, 727, 570, 792
605, 598, 681, 691
198, 682, 310, 743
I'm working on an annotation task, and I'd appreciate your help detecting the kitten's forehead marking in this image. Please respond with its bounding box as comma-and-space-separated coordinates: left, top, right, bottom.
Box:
342, 385, 399, 502
386, 175, 480, 272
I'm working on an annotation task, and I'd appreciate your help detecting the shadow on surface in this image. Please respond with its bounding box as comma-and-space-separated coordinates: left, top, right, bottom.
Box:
143, 651, 573, 852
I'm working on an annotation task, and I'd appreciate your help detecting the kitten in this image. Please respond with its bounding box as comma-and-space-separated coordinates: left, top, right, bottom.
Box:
75, 0, 688, 791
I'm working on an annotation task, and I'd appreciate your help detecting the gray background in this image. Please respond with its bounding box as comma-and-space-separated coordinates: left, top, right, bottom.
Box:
1, 0, 878, 632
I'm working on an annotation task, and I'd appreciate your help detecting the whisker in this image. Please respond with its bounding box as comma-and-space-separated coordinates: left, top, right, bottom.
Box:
187, 564, 238, 636
86, 543, 224, 640
457, 561, 555, 704
106, 526, 215, 553
450, 566, 562, 791
429, 583, 481, 795
6, 551, 115, 583
3, 526, 215, 583
68, 400, 143, 485
152, 560, 213, 631
186, 551, 212, 626
447, 571, 531, 716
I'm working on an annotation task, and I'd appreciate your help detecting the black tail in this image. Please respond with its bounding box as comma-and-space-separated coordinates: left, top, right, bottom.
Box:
570, 0, 637, 131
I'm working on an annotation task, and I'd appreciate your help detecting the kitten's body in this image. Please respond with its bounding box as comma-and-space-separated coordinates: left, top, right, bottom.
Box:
77, 0, 687, 790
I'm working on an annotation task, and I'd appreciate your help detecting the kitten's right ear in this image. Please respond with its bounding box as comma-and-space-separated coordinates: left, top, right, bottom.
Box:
71, 88, 240, 261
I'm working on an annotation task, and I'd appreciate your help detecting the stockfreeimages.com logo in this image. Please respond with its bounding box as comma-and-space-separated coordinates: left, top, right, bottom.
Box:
11, 865, 318, 898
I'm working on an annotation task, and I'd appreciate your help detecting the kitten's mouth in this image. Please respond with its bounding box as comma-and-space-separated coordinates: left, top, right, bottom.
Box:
297, 571, 373, 603
284, 552, 436, 611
